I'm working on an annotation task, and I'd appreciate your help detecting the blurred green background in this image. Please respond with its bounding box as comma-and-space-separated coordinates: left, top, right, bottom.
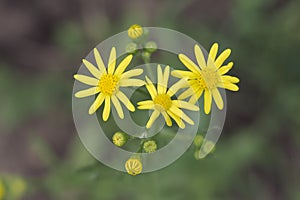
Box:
1, 0, 300, 199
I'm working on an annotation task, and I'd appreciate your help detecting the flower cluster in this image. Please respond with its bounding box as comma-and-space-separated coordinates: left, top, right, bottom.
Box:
74, 24, 240, 175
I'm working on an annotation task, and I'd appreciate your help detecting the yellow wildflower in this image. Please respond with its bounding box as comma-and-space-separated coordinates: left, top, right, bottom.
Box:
74, 47, 145, 120
138, 65, 199, 129
172, 43, 240, 114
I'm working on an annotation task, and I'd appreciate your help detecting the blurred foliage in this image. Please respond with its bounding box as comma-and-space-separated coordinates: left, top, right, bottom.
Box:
0, 0, 300, 199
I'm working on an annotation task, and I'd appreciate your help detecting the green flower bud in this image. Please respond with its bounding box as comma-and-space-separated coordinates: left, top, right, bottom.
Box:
144, 41, 157, 53
126, 42, 138, 54
141, 51, 151, 63
193, 135, 203, 147
112, 132, 127, 147
203, 140, 216, 154
143, 140, 157, 153
194, 150, 202, 160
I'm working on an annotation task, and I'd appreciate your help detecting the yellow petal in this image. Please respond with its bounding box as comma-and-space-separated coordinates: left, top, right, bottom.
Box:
108, 47, 116, 74
188, 95, 198, 104
212, 89, 223, 110
111, 95, 124, 119
172, 100, 199, 111
88, 93, 105, 115
208, 43, 218, 60
163, 65, 170, 93
114, 54, 133, 76
145, 76, 158, 99
184, 86, 203, 103
137, 100, 154, 105
121, 68, 143, 79
74, 74, 99, 86
207, 43, 218, 68
167, 79, 189, 97
218, 62, 233, 75
146, 110, 160, 129
178, 87, 194, 100
137, 100, 154, 110
219, 83, 239, 91
215, 49, 231, 69
102, 96, 111, 121
138, 104, 154, 110
167, 110, 185, 129
171, 70, 196, 79
162, 111, 172, 126
195, 88, 204, 100
204, 89, 212, 114
82, 59, 101, 78
119, 79, 145, 87
75, 87, 100, 98
116, 91, 135, 111
93, 48, 107, 73
157, 64, 164, 94
194, 44, 206, 69
169, 105, 194, 125
178, 54, 201, 74
221, 75, 240, 83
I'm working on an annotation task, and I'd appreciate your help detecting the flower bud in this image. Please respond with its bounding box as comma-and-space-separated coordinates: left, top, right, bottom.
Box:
193, 135, 203, 147
203, 140, 216, 154
143, 140, 157, 153
194, 150, 202, 160
144, 41, 157, 53
112, 132, 127, 147
125, 158, 142, 176
125, 42, 138, 54
128, 24, 144, 39
141, 51, 151, 63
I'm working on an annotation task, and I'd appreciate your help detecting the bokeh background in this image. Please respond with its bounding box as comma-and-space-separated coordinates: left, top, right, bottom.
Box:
1, 0, 300, 199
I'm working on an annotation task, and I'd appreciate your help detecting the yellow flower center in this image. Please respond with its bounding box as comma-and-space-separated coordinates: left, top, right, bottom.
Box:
197, 68, 221, 90
125, 158, 142, 176
153, 94, 172, 111
98, 74, 119, 96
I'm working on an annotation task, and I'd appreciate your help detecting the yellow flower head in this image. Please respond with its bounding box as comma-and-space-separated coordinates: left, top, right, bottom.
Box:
172, 43, 240, 114
0, 180, 5, 200
128, 24, 144, 39
125, 158, 142, 176
74, 47, 145, 121
138, 65, 199, 129
143, 140, 157, 153
112, 132, 127, 147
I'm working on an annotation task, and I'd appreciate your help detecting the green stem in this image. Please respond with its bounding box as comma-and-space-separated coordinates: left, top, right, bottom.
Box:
144, 61, 155, 81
